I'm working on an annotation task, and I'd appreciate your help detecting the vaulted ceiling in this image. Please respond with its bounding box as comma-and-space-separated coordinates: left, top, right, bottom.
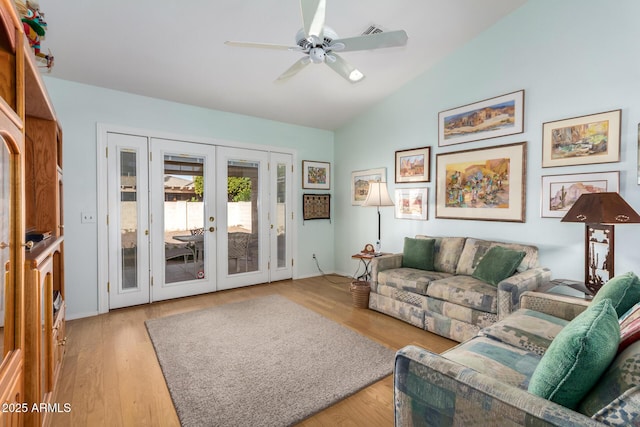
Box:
41, 0, 527, 130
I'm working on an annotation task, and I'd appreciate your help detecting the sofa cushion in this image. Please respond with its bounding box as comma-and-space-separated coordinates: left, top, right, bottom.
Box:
456, 238, 538, 276
426, 275, 498, 313
528, 299, 620, 409
479, 308, 569, 356
591, 271, 640, 318
416, 236, 466, 274
619, 317, 640, 354
579, 340, 640, 418
471, 246, 526, 286
444, 336, 541, 389
620, 302, 640, 330
377, 268, 451, 296
402, 237, 435, 270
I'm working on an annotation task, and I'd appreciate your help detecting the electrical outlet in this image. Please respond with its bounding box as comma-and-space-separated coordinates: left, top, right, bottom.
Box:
81, 212, 96, 223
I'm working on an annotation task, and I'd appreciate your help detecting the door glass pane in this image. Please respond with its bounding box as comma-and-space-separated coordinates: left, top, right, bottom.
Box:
164, 154, 205, 283
276, 163, 286, 268
119, 150, 138, 290
1, 137, 10, 349
227, 160, 258, 274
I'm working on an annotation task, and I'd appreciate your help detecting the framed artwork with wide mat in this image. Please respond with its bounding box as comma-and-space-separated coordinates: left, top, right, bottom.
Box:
438, 90, 524, 147
435, 141, 526, 222
540, 171, 619, 218
542, 109, 621, 167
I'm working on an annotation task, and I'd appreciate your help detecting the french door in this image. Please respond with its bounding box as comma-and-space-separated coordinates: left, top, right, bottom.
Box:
149, 138, 217, 301
105, 132, 293, 309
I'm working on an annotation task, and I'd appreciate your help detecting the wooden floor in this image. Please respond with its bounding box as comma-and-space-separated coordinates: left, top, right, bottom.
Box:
50, 275, 456, 427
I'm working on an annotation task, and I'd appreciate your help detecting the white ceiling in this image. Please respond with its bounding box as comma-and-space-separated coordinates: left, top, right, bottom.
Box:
41, 0, 526, 130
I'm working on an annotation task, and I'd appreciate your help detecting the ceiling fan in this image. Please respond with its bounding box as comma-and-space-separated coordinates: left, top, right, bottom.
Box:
225, 0, 408, 83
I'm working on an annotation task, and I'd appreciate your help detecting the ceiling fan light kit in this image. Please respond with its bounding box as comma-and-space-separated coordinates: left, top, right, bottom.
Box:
225, 0, 408, 83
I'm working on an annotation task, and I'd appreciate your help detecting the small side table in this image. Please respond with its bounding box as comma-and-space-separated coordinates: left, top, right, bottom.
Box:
351, 253, 390, 282
540, 279, 593, 300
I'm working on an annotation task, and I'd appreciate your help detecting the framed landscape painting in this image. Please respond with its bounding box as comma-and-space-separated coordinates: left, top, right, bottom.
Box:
541, 171, 619, 218
542, 109, 621, 167
351, 168, 386, 205
302, 160, 330, 189
395, 188, 428, 220
435, 142, 526, 222
395, 147, 430, 183
438, 90, 524, 147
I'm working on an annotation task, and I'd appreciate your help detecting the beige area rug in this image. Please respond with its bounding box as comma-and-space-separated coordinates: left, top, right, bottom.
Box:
145, 295, 395, 426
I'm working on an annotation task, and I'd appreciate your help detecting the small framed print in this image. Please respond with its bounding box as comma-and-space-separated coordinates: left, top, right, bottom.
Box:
302, 160, 330, 189
540, 171, 619, 218
395, 147, 430, 183
395, 188, 428, 220
542, 109, 621, 167
351, 167, 386, 205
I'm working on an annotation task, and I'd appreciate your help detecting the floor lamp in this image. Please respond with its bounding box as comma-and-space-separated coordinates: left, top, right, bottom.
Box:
362, 181, 394, 253
561, 192, 640, 295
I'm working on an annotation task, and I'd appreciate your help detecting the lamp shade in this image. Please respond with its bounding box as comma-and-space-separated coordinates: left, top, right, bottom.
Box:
561, 192, 640, 224
362, 182, 394, 207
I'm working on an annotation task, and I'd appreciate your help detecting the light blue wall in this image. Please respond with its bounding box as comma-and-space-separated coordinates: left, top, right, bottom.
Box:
334, 0, 640, 280
42, 77, 334, 318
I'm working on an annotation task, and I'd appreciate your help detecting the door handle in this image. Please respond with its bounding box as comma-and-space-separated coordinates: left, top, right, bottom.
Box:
209, 216, 215, 222
209, 227, 215, 232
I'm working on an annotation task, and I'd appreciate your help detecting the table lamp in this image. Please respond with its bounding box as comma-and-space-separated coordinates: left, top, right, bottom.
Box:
561, 192, 640, 295
362, 181, 394, 253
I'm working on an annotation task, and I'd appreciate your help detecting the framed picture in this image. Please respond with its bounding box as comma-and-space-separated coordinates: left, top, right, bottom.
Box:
435, 142, 526, 222
351, 168, 386, 205
637, 124, 640, 185
302, 194, 331, 221
302, 160, 330, 189
542, 109, 621, 167
395, 188, 428, 220
395, 147, 431, 183
541, 171, 619, 218
438, 90, 524, 147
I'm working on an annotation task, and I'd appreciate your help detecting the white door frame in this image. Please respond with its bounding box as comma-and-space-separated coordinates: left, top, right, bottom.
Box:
96, 124, 298, 314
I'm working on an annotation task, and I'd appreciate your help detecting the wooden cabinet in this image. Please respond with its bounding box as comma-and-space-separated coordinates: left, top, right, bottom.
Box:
0, 1, 65, 426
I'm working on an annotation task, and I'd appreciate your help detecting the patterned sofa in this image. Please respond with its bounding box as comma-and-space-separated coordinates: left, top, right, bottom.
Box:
369, 236, 551, 342
394, 289, 640, 426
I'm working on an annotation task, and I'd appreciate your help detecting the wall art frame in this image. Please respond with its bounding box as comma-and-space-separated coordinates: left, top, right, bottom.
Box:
351, 167, 386, 206
540, 171, 620, 218
302, 193, 331, 221
637, 124, 640, 185
435, 141, 526, 222
438, 90, 524, 147
302, 160, 330, 189
395, 146, 431, 183
395, 188, 428, 220
542, 109, 621, 167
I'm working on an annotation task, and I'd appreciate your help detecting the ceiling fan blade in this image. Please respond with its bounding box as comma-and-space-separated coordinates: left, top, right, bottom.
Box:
276, 57, 311, 81
225, 41, 302, 51
300, 0, 326, 39
324, 53, 364, 83
330, 30, 408, 52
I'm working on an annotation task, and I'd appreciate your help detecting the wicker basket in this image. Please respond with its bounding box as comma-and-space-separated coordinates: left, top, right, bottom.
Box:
350, 281, 371, 308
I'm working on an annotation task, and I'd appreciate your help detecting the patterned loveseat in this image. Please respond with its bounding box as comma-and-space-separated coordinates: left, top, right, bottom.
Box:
394, 286, 640, 426
369, 236, 551, 342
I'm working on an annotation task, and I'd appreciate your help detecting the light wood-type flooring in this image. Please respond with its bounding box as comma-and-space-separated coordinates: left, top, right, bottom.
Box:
50, 275, 456, 426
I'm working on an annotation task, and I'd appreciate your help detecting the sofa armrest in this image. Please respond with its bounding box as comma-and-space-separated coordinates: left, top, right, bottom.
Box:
370, 253, 402, 284
394, 345, 601, 426
497, 267, 551, 320
520, 291, 590, 321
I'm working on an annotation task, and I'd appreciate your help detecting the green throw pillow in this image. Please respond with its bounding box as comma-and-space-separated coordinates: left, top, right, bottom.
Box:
471, 246, 526, 286
591, 271, 640, 317
528, 299, 620, 409
402, 237, 435, 271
